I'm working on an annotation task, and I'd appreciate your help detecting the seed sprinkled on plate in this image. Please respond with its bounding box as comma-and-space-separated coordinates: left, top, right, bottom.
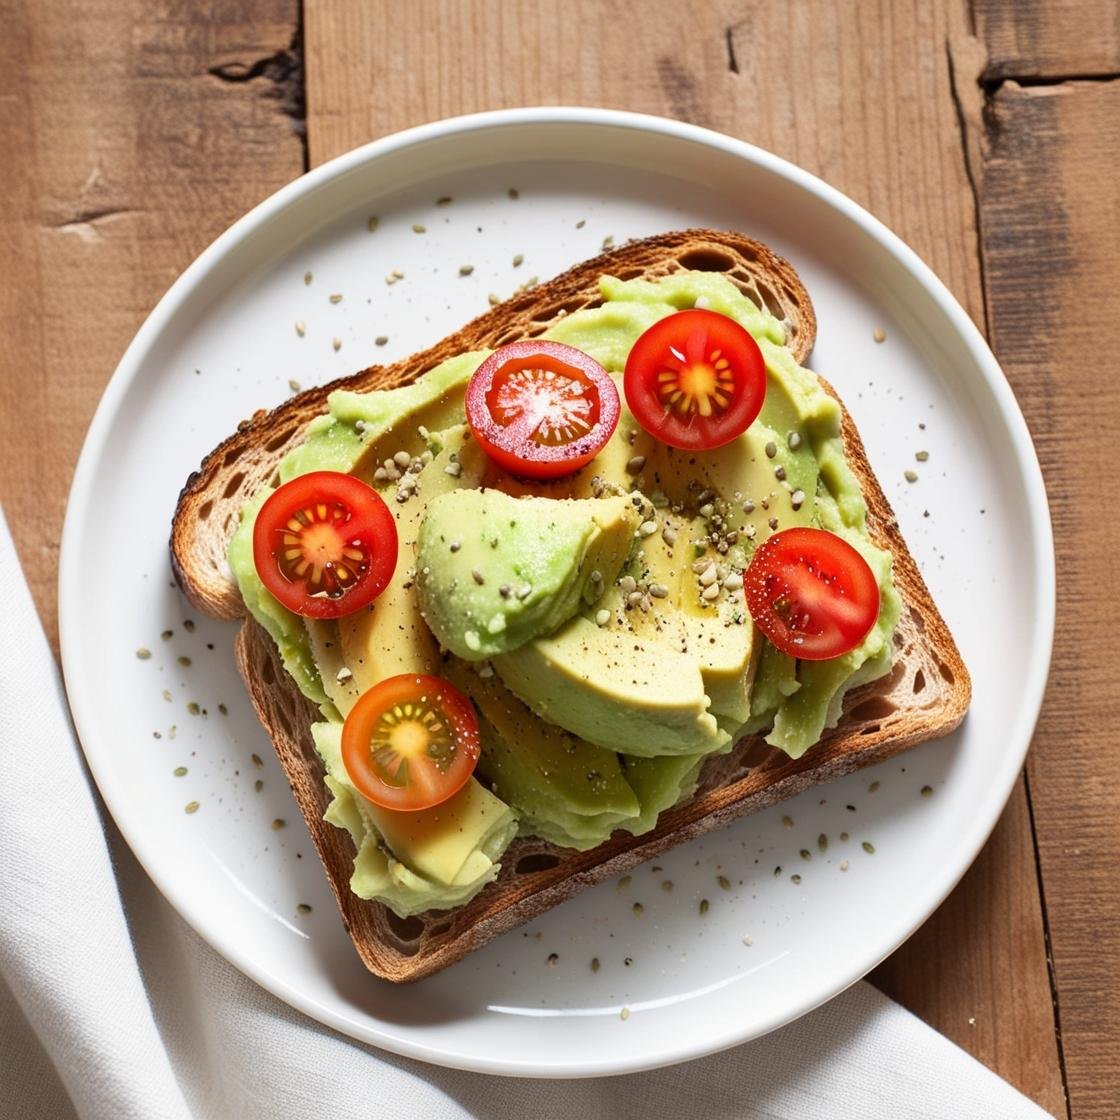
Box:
288, 379, 301, 392
329, 293, 342, 304
367, 216, 379, 233
915, 450, 929, 462
904, 469, 918, 483
136, 647, 151, 660
436, 196, 453, 207
332, 338, 342, 352
304, 269, 313, 284
297, 903, 312, 915
184, 801, 199, 815
459, 264, 474, 276
862, 841, 876, 854
873, 327, 886, 342
294, 322, 306, 337
602, 235, 614, 249
699, 898, 710, 916
412, 223, 426, 234
375, 335, 388, 346
173, 766, 187, 777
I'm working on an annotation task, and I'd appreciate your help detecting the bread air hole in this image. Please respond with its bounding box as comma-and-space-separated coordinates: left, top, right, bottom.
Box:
265, 427, 297, 453
739, 739, 775, 770
912, 668, 926, 694
847, 695, 898, 723
385, 911, 425, 947
197, 500, 213, 522
515, 852, 561, 875
756, 280, 786, 320
222, 471, 246, 500
677, 248, 736, 273
937, 659, 955, 684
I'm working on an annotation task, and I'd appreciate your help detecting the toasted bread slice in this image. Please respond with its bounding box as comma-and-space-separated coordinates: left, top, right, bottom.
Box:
172, 229, 969, 982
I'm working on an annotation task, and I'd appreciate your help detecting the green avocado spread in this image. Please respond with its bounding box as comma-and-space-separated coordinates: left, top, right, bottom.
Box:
228, 270, 900, 916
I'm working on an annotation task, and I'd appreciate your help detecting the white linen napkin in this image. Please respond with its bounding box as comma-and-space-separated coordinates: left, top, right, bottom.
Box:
0, 507, 1054, 1120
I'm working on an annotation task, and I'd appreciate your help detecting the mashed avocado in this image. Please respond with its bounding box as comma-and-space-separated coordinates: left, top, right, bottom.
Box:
228, 269, 899, 917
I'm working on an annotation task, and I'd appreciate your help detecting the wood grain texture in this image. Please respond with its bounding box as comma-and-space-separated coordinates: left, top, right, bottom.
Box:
305, 0, 1063, 1108
975, 0, 1120, 81
0, 0, 304, 647
978, 76, 1120, 1120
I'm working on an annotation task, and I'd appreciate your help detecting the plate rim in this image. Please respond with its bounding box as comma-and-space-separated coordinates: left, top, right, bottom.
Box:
58, 105, 1056, 1077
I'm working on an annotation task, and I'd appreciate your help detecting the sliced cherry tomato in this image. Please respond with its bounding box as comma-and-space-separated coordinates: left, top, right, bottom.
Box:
341, 674, 481, 812
744, 527, 880, 661
465, 340, 620, 479
252, 471, 397, 620
623, 309, 767, 450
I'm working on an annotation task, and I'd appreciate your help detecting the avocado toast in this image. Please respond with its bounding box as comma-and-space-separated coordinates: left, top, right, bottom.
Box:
172, 229, 970, 982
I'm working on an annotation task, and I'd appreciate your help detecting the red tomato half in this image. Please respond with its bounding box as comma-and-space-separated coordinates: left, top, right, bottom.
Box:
341, 675, 481, 812
623, 309, 767, 450
744, 527, 880, 660
465, 340, 620, 479
252, 471, 397, 619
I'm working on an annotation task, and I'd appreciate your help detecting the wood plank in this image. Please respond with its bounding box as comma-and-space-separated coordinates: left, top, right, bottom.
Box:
304, 1, 1064, 1109
978, 76, 1120, 1120
975, 0, 1120, 82
870, 782, 1065, 1116
0, 0, 304, 649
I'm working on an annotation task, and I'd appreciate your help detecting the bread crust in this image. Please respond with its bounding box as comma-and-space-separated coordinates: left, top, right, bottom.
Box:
172, 229, 969, 982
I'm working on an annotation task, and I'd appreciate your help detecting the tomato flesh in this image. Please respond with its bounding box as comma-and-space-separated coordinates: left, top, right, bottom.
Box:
465, 340, 620, 479
623, 309, 767, 450
252, 471, 397, 619
341, 675, 481, 812
744, 527, 880, 660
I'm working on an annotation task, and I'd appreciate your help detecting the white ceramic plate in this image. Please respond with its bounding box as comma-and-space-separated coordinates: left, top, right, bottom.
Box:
60, 108, 1053, 1077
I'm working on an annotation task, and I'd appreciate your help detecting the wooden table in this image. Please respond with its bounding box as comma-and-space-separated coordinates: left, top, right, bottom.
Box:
3, 3, 1116, 1114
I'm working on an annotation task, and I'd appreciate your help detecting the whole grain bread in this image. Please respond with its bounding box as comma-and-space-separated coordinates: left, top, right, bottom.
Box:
172, 229, 969, 982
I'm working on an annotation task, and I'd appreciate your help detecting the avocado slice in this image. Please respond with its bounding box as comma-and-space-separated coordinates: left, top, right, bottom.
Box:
493, 615, 728, 757
415, 489, 638, 660
312, 721, 517, 894
620, 752, 707, 836
447, 661, 640, 850
337, 427, 489, 691
279, 350, 485, 481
